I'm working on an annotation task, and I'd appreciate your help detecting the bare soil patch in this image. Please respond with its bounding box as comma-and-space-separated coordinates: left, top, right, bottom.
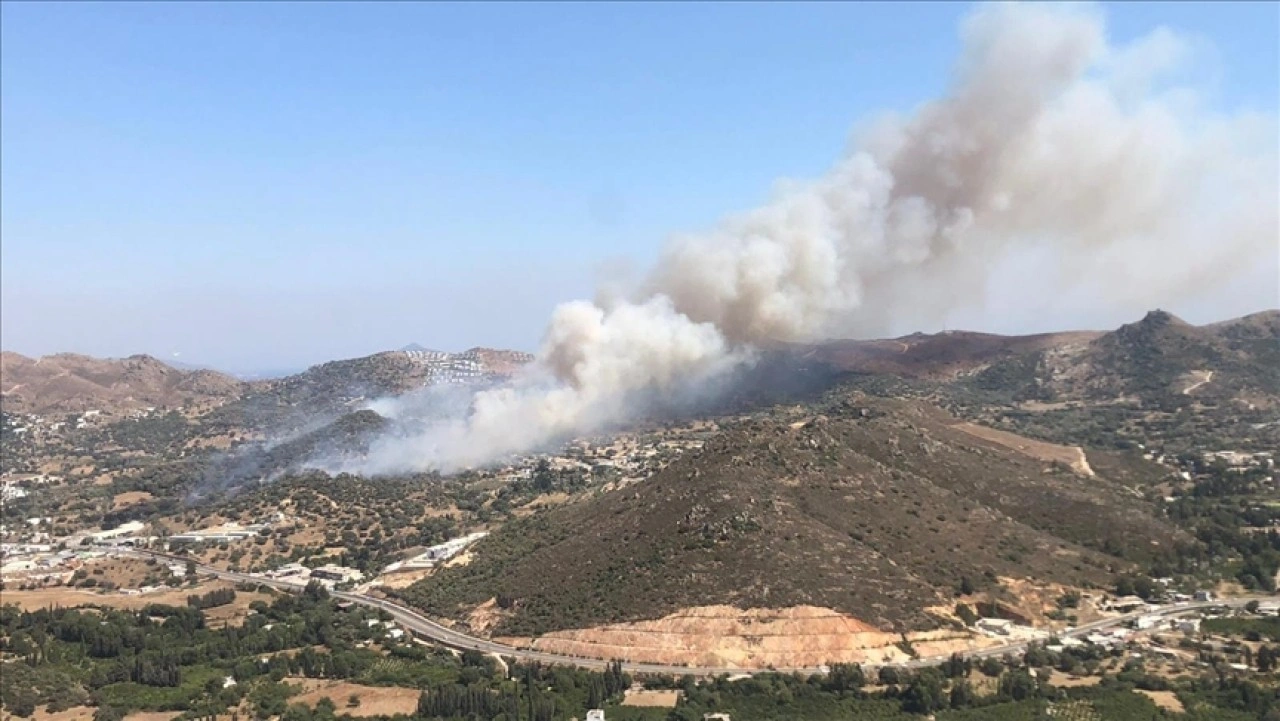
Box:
204, 590, 275, 628
286, 680, 419, 717
621, 690, 681, 708
444, 551, 474, 568
466, 598, 511, 635
1048, 671, 1101, 688
122, 712, 180, 721
3, 581, 233, 611
375, 568, 436, 589
1136, 689, 1184, 713
111, 491, 154, 509
28, 706, 94, 721
951, 422, 1094, 476
496, 605, 993, 669
84, 556, 165, 588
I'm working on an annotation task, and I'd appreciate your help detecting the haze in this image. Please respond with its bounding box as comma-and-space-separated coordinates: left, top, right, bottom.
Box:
2, 2, 1277, 376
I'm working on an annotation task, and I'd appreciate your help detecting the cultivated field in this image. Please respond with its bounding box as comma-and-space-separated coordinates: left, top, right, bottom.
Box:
2, 581, 240, 612
285, 679, 419, 717
621, 690, 681, 708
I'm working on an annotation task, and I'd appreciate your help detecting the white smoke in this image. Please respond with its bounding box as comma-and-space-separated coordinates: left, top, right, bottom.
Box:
348, 2, 1278, 474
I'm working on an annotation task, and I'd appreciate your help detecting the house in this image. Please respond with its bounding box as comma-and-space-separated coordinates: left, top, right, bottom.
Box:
703, 715, 732, 721
1194, 590, 1215, 602
309, 565, 365, 584
1134, 615, 1162, 630
586, 711, 605, 721
1177, 619, 1202, 634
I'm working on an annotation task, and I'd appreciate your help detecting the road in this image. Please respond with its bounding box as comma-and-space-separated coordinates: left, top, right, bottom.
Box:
119, 548, 1266, 676
1183, 370, 1215, 395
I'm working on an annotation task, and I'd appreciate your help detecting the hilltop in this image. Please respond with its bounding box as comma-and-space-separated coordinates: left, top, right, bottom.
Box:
799, 329, 1103, 381
0, 352, 244, 415
182, 347, 535, 434
959, 309, 1280, 407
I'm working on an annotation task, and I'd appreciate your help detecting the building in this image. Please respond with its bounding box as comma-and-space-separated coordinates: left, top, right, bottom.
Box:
168, 522, 264, 544
704, 715, 733, 721
263, 563, 310, 580
0, 483, 28, 502
586, 711, 605, 721
426, 532, 488, 561
1135, 615, 1162, 630
309, 565, 365, 584
388, 532, 490, 571
1177, 619, 1202, 634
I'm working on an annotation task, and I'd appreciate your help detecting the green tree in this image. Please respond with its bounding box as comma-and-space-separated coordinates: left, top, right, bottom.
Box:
902, 670, 946, 713
950, 680, 975, 709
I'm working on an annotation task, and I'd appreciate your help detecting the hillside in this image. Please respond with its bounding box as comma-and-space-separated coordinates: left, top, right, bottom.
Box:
800, 329, 1102, 381
394, 395, 1182, 638
0, 352, 243, 414
193, 409, 392, 497
206, 347, 534, 433
963, 310, 1280, 407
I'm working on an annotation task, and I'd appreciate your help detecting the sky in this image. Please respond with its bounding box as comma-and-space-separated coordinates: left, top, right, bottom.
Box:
2, 2, 1277, 375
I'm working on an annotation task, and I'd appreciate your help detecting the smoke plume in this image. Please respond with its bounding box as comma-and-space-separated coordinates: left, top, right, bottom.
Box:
348, 2, 1278, 474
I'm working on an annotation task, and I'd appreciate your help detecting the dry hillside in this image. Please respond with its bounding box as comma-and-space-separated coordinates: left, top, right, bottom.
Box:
395, 395, 1183, 637
0, 352, 243, 414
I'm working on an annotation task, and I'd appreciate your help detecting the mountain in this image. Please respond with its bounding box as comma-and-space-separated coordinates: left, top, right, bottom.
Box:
394, 395, 1182, 638
399, 343, 432, 352
798, 329, 1102, 381
0, 352, 244, 415
960, 309, 1280, 409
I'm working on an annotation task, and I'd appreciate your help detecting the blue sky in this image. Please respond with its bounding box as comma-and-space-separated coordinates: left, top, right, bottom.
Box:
2, 2, 1276, 373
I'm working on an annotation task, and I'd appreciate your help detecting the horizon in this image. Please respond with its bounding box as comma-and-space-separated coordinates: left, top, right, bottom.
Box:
3, 304, 1275, 380
2, 2, 1277, 374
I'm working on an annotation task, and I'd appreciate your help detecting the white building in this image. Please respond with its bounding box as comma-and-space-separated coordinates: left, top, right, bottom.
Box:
426, 532, 488, 561
310, 565, 364, 584
169, 523, 265, 544
390, 532, 489, 571
1135, 615, 1162, 630
0, 484, 28, 502
263, 563, 310, 580
586, 711, 605, 721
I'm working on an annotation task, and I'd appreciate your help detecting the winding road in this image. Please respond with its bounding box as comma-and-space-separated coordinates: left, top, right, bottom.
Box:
117, 547, 1266, 676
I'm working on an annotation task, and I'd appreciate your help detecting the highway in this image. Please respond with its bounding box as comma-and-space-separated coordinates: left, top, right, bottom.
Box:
118, 548, 1267, 677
